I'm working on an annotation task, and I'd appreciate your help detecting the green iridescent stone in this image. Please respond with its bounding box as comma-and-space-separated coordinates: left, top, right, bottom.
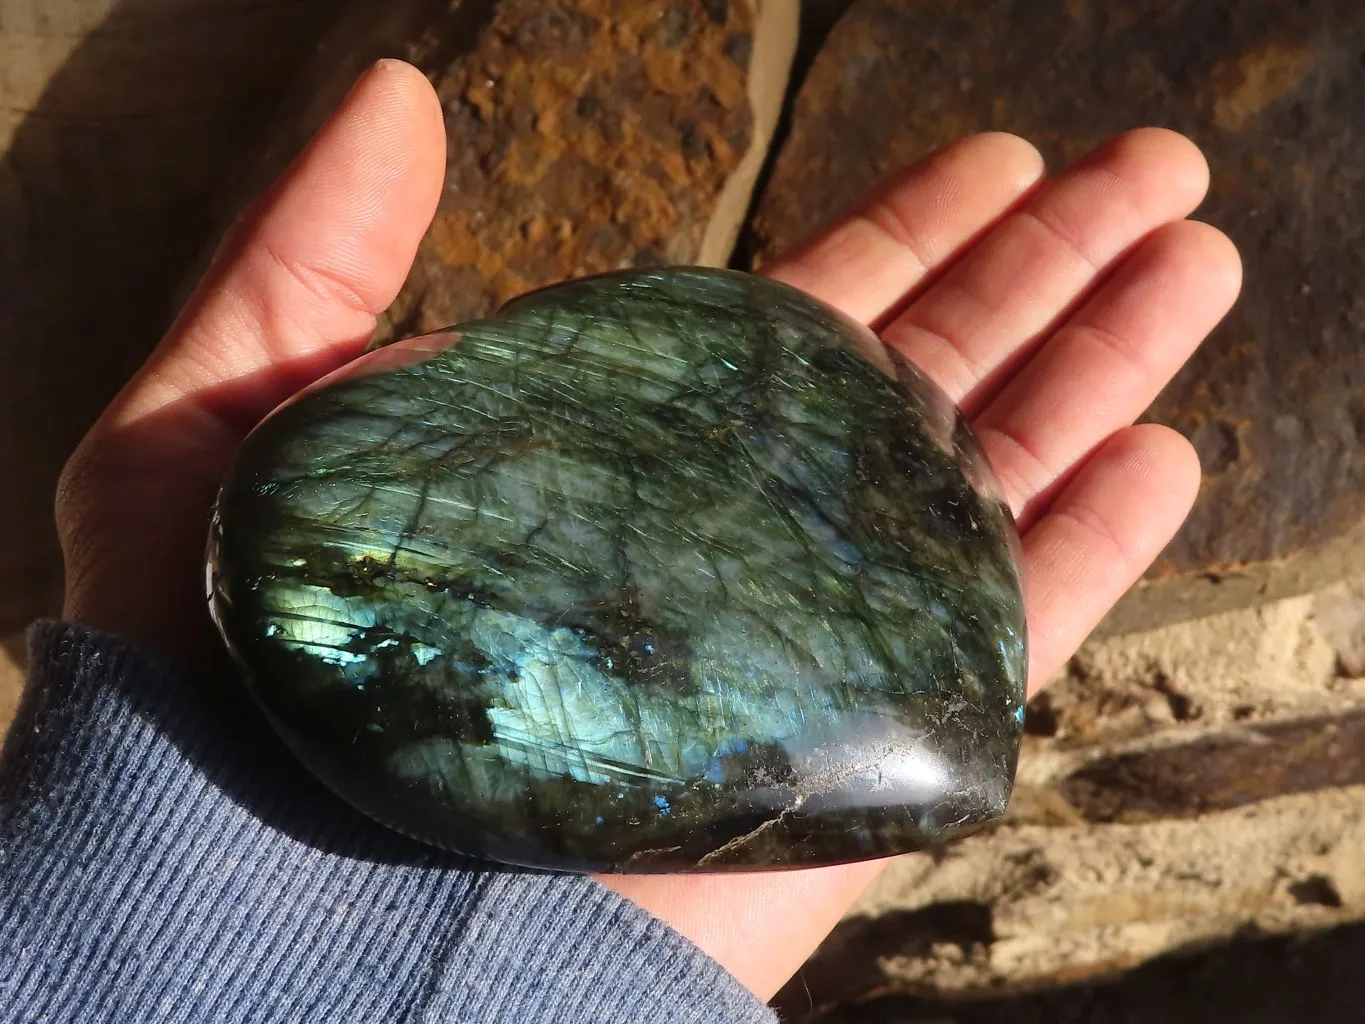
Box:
207, 268, 1027, 871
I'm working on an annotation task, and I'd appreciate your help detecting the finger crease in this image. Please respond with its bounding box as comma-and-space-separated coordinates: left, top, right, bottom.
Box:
1015, 207, 1104, 277
975, 422, 1054, 512
887, 315, 987, 397
1068, 319, 1150, 379
852, 205, 931, 278
258, 236, 372, 318
1052, 502, 1138, 576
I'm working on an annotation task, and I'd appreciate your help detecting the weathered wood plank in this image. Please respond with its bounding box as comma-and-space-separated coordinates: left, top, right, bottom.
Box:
1061, 711, 1365, 822
0, 0, 344, 633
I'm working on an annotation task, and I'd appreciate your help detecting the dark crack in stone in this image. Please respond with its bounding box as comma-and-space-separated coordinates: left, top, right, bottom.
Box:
207, 268, 1027, 872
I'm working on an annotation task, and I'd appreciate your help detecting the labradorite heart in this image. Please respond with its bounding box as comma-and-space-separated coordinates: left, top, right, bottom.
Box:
207, 267, 1027, 871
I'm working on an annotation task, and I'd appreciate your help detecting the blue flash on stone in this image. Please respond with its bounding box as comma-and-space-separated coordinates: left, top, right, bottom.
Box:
206, 267, 1027, 872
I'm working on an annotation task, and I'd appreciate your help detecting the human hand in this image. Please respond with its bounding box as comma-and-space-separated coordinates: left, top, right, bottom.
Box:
55, 61, 1240, 1000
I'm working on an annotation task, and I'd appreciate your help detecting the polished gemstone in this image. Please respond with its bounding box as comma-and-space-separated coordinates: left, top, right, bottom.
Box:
207, 268, 1027, 871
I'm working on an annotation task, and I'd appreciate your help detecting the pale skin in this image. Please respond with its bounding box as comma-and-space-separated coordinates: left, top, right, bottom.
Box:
56, 61, 1242, 1001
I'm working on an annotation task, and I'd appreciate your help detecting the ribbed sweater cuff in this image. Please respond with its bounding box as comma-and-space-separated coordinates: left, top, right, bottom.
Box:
0, 621, 775, 1023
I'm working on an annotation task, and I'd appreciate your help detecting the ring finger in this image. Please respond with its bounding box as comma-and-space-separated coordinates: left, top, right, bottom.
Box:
973, 218, 1242, 527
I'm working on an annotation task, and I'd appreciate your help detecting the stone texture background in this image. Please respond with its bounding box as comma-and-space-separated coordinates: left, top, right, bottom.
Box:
376, 0, 792, 339
753, 0, 1365, 637
2, 1, 1364, 1019
223, 0, 797, 341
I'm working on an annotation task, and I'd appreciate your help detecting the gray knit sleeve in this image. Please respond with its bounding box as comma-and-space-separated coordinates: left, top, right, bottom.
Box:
0, 622, 776, 1024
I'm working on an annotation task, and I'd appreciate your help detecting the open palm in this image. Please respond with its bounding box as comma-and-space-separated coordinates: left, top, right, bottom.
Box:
56, 62, 1240, 1000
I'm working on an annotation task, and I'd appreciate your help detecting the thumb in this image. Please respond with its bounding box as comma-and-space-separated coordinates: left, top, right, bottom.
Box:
116, 57, 445, 434
57, 59, 445, 654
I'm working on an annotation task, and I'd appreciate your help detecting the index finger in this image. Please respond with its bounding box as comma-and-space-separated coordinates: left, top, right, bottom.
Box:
762, 132, 1044, 325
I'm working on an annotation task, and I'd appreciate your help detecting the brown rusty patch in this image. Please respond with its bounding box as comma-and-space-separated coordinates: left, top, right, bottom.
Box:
379, 0, 756, 339
1212, 41, 1315, 131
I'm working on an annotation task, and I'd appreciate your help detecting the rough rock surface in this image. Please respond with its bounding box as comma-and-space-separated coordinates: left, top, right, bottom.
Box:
753, 0, 1365, 635
236, 0, 797, 342
775, 579, 1365, 1015
0, 0, 346, 636
387, 0, 793, 337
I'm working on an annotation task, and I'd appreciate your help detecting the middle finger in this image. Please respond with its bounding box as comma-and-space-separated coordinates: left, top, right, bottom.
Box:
881, 128, 1210, 415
